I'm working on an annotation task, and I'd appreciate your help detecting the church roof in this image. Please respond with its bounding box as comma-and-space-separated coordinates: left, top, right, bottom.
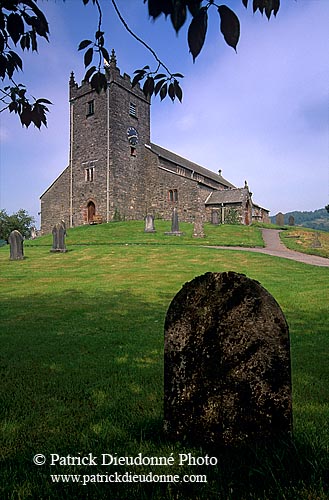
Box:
205, 188, 249, 205
147, 143, 236, 189
206, 188, 269, 213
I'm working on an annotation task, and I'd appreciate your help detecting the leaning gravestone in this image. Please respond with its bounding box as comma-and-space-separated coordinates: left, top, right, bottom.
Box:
275, 212, 285, 226
164, 271, 292, 448
144, 214, 156, 233
8, 230, 24, 260
288, 215, 295, 226
51, 222, 67, 253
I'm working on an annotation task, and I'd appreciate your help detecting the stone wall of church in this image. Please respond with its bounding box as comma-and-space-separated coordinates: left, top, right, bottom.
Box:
40, 167, 70, 234
144, 150, 213, 222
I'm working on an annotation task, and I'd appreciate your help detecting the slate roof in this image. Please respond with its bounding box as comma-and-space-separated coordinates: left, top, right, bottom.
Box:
147, 143, 236, 189
205, 188, 248, 205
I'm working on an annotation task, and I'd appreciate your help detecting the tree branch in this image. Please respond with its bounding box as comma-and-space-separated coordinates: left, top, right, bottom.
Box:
110, 0, 172, 76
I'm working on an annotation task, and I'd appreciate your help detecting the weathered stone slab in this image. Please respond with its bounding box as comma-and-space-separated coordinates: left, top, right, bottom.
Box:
164, 271, 292, 448
8, 230, 24, 260
51, 221, 67, 252
288, 215, 295, 226
192, 217, 204, 238
211, 210, 219, 225
275, 212, 284, 226
165, 208, 183, 236
144, 214, 156, 233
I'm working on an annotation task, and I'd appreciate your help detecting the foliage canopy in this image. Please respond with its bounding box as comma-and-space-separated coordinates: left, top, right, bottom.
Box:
0, 208, 35, 241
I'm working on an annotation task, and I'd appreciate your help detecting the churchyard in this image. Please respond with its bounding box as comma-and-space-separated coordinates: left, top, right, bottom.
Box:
1, 221, 328, 499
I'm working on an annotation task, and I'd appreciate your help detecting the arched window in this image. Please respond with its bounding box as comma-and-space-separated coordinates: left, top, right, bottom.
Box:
168, 189, 178, 202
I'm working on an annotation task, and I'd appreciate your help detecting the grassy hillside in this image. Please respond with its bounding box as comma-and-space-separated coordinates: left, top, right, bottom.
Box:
280, 227, 329, 259
271, 208, 329, 232
1, 224, 328, 499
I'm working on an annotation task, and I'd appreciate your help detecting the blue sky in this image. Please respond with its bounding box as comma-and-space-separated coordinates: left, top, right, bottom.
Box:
1, 0, 328, 227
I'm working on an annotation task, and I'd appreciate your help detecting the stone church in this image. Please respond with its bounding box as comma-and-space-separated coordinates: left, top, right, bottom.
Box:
40, 51, 269, 234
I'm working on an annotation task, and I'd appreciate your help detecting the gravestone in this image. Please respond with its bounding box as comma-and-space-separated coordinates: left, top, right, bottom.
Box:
275, 212, 284, 226
8, 230, 24, 260
144, 214, 156, 233
310, 233, 321, 248
164, 271, 292, 448
165, 208, 183, 236
288, 215, 295, 226
193, 217, 204, 238
211, 210, 219, 225
51, 222, 67, 253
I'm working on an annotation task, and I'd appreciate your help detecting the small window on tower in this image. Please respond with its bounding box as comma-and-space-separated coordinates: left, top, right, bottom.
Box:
85, 167, 95, 182
87, 100, 94, 116
129, 102, 137, 117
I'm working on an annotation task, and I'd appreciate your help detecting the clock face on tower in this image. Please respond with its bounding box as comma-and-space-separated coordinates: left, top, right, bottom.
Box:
127, 127, 139, 146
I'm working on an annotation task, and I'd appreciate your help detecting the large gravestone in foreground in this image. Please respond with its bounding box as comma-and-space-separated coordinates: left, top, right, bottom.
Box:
164, 272, 292, 448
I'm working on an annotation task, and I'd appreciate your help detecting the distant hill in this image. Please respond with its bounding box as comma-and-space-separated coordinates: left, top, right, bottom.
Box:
270, 208, 329, 232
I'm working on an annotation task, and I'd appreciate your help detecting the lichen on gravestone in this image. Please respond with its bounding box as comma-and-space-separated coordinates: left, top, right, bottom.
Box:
164, 271, 292, 448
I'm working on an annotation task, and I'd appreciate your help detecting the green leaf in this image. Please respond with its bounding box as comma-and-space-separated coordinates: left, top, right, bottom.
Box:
147, 0, 162, 19
160, 83, 168, 101
218, 5, 240, 51
188, 7, 208, 62
0, 33, 4, 53
7, 13, 24, 45
84, 47, 93, 68
132, 72, 145, 88
100, 47, 110, 64
20, 104, 32, 128
154, 78, 166, 95
30, 30, 37, 51
35, 98, 52, 105
186, 0, 202, 17
8, 51, 23, 71
147, 0, 173, 18
174, 80, 183, 102
90, 71, 107, 94
154, 73, 167, 80
78, 39, 93, 51
143, 77, 155, 98
170, 1, 187, 33
84, 66, 97, 82
0, 55, 7, 79
168, 82, 175, 101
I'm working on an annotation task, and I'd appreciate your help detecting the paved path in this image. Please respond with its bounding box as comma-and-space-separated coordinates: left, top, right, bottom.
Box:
209, 229, 329, 267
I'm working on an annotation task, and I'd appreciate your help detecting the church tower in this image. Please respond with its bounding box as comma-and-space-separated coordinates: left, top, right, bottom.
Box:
41, 51, 151, 232
68, 50, 151, 226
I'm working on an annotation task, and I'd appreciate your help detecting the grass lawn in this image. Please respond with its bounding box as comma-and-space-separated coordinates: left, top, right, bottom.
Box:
26, 220, 264, 248
0, 223, 328, 499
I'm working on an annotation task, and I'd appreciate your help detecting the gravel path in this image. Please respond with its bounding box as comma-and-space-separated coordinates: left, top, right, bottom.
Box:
209, 229, 329, 267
